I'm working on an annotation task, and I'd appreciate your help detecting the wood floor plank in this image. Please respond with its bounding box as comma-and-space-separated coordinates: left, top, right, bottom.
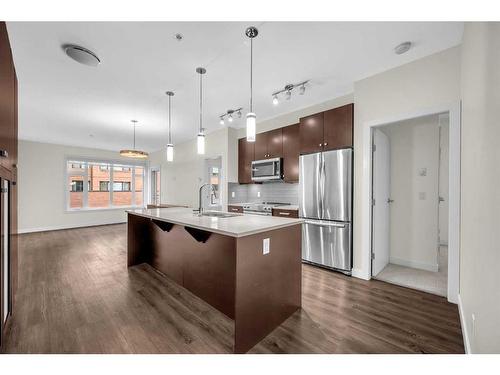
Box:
2, 224, 464, 354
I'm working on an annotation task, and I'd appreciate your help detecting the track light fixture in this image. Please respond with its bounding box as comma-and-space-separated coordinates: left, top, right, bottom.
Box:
271, 80, 309, 105
218, 107, 244, 125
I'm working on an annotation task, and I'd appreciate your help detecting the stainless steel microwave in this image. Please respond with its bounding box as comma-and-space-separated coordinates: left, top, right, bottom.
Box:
251, 158, 283, 181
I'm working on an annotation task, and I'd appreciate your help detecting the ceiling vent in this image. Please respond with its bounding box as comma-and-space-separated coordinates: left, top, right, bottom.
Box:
394, 41, 412, 55
63, 44, 101, 67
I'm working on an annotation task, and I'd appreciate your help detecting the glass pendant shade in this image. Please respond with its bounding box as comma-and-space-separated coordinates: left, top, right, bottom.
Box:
197, 133, 205, 155
166, 144, 174, 162
246, 112, 256, 142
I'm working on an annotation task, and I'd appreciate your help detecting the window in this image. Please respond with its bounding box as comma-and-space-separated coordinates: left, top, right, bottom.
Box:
66, 159, 145, 211
71, 180, 83, 192
99, 181, 110, 191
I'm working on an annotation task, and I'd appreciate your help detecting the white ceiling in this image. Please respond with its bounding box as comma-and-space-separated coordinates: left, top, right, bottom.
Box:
7, 22, 463, 152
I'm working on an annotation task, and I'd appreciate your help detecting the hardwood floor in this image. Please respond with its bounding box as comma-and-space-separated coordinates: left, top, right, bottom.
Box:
3, 224, 464, 354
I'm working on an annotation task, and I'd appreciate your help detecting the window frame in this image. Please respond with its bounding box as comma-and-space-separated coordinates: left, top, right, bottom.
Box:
65, 157, 146, 212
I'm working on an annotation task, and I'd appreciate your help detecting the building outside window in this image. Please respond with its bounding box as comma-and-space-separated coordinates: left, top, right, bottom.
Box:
66, 159, 145, 210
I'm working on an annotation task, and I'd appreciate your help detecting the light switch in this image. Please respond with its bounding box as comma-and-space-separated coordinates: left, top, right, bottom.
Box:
231, 191, 235, 198
263, 238, 270, 255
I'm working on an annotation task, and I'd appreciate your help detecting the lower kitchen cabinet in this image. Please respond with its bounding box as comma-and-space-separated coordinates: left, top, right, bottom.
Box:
272, 208, 299, 218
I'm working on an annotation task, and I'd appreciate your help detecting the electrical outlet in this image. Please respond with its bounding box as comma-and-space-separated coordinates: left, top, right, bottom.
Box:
418, 192, 426, 200
231, 191, 235, 198
257, 191, 261, 198
263, 238, 270, 255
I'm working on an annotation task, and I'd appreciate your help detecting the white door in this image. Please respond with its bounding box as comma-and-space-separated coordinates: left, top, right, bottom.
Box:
438, 119, 449, 246
372, 129, 391, 276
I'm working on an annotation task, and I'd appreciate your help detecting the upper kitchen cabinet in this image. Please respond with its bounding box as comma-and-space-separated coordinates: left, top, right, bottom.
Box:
323, 104, 354, 150
282, 124, 300, 183
0, 22, 17, 174
299, 104, 354, 154
254, 128, 283, 160
238, 137, 255, 184
299, 112, 324, 154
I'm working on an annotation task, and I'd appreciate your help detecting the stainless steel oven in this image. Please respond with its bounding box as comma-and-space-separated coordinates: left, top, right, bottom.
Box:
251, 158, 282, 181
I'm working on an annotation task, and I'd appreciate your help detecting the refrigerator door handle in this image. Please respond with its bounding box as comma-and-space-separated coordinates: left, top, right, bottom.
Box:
304, 220, 347, 228
320, 152, 325, 218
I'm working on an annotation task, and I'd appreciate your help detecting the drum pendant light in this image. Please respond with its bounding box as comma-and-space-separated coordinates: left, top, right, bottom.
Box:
245, 26, 258, 142
120, 120, 148, 159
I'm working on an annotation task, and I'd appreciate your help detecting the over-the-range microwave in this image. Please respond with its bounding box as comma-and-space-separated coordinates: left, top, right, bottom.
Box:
251, 157, 283, 181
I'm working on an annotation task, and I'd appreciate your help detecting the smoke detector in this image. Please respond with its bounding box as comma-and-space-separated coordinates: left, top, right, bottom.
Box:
63, 44, 101, 67
394, 41, 412, 55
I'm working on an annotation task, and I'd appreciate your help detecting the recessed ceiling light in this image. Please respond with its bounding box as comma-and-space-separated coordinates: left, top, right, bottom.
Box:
63, 44, 100, 67
394, 41, 412, 55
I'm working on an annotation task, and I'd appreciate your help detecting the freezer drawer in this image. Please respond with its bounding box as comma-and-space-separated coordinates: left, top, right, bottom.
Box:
302, 219, 352, 272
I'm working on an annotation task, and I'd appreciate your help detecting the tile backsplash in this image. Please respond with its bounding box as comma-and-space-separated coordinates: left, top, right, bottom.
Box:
228, 182, 299, 205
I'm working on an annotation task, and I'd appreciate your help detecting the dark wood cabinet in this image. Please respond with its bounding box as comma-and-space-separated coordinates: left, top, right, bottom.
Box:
267, 128, 283, 158
254, 128, 282, 160
272, 208, 299, 218
282, 124, 300, 183
0, 22, 16, 174
237, 104, 353, 185
299, 104, 353, 155
228, 205, 243, 213
254, 132, 268, 160
323, 104, 353, 151
0, 21, 17, 353
299, 112, 324, 154
238, 138, 254, 184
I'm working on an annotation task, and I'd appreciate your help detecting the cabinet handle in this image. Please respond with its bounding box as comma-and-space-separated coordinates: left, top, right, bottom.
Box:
279, 212, 290, 216
324, 142, 328, 146
319, 143, 322, 147
0, 150, 8, 158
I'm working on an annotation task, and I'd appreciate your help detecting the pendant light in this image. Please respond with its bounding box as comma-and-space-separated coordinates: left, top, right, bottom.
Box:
196, 67, 206, 155
245, 26, 258, 142
165, 91, 175, 162
120, 120, 148, 159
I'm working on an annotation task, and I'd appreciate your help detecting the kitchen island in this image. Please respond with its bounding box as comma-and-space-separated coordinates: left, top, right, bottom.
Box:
127, 207, 303, 353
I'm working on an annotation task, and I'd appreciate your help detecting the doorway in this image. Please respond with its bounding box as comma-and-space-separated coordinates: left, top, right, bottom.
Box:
150, 167, 161, 205
371, 113, 450, 297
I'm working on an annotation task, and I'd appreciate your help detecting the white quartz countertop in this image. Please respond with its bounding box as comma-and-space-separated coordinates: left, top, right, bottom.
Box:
127, 207, 303, 238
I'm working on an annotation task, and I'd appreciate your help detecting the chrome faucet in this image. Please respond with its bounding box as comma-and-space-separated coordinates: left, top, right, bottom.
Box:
196, 183, 217, 215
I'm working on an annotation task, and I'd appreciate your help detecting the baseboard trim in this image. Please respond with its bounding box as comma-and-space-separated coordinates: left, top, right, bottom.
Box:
18, 221, 126, 234
457, 294, 471, 354
389, 256, 439, 272
352, 267, 370, 280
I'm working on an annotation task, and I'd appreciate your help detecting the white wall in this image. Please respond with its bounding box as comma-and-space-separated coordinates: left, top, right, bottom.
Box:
149, 127, 232, 208
383, 115, 440, 272
18, 140, 145, 233
459, 22, 500, 353
353, 46, 461, 278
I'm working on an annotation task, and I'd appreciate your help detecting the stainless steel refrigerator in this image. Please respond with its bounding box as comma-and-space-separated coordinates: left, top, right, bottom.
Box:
299, 148, 352, 274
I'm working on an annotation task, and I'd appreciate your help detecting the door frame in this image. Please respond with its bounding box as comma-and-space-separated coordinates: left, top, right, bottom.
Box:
362, 102, 461, 303
150, 166, 161, 205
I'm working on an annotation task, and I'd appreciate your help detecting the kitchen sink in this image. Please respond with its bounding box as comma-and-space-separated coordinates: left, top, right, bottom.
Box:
198, 211, 240, 218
